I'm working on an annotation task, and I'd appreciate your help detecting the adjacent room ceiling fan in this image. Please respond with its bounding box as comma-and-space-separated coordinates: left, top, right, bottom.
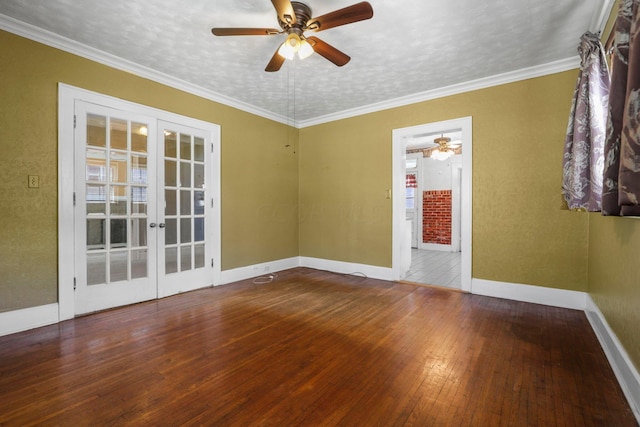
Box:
431, 136, 461, 161
211, 0, 373, 72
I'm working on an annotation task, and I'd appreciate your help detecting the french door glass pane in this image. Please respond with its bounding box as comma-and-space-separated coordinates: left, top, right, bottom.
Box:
165, 131, 177, 158
165, 219, 177, 245
110, 251, 128, 282
131, 219, 147, 247
194, 191, 204, 215
195, 218, 204, 242
110, 185, 127, 215
180, 134, 191, 160
166, 247, 178, 274
131, 123, 148, 153
165, 160, 176, 186
110, 118, 127, 150
87, 114, 106, 148
194, 137, 204, 162
87, 184, 106, 214
194, 164, 204, 188
110, 151, 127, 183
87, 252, 106, 286
131, 186, 147, 214
180, 218, 191, 243
131, 155, 147, 184
87, 219, 106, 249
131, 249, 148, 279
86, 149, 107, 182
110, 219, 127, 248
180, 162, 191, 187
181, 245, 191, 271
180, 190, 191, 215
165, 190, 177, 216
195, 244, 205, 268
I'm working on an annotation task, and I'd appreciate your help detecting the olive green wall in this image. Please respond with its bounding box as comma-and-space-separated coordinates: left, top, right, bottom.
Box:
299, 71, 589, 291
0, 30, 299, 312
588, 215, 640, 371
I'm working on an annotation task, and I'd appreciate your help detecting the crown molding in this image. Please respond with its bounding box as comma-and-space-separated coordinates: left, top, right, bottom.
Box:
0, 13, 290, 126
592, 0, 617, 33
297, 56, 580, 128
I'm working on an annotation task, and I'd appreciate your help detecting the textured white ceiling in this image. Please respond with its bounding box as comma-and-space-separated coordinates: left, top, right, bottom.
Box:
0, 0, 609, 124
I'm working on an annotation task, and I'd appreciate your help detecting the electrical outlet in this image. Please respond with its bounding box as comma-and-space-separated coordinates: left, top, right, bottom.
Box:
28, 175, 40, 188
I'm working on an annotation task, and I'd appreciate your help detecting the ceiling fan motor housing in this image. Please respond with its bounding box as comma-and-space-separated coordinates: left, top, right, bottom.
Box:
279, 2, 313, 34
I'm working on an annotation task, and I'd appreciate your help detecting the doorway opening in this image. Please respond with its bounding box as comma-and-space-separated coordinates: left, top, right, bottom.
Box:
392, 117, 472, 292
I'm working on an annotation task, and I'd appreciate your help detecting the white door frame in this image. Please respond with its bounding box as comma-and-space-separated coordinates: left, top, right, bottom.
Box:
405, 152, 422, 249
58, 83, 221, 320
391, 116, 472, 292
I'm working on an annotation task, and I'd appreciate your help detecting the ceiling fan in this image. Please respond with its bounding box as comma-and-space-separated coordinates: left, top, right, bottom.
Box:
211, 0, 374, 72
431, 136, 461, 161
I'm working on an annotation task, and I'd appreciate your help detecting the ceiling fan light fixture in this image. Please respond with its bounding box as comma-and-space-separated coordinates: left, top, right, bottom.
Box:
298, 38, 314, 59
431, 149, 454, 161
431, 136, 454, 161
278, 33, 301, 60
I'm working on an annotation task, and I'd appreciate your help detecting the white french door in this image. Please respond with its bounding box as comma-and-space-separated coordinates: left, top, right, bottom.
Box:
74, 102, 158, 313
156, 120, 213, 298
72, 99, 217, 315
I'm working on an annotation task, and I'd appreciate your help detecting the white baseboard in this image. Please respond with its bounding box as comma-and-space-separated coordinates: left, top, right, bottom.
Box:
0, 303, 59, 337
419, 243, 454, 252
220, 257, 300, 285
299, 256, 394, 281
221, 256, 394, 284
585, 296, 640, 423
471, 278, 587, 310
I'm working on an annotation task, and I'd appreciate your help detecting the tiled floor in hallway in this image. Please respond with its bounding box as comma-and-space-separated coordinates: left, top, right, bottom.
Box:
405, 248, 461, 289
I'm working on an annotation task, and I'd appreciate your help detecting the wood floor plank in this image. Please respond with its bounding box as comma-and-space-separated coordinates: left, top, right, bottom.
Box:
0, 268, 636, 426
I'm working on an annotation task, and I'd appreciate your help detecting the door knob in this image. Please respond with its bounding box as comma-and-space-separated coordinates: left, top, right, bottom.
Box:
149, 223, 157, 228
159, 223, 166, 228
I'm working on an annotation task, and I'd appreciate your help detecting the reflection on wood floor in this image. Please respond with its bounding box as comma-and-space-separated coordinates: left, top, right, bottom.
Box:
405, 248, 461, 289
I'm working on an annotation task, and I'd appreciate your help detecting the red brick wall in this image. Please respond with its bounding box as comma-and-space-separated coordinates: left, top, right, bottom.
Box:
423, 190, 452, 245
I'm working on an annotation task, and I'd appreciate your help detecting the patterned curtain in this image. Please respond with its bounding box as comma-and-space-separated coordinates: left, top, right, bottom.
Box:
406, 174, 417, 188
562, 32, 610, 211
602, 0, 640, 216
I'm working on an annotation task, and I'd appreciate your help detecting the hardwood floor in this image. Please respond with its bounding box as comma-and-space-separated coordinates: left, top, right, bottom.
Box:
0, 268, 636, 426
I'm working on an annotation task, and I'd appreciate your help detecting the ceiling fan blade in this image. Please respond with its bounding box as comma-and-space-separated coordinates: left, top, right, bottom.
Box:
306, 2, 373, 32
271, 0, 296, 25
265, 47, 286, 72
307, 37, 350, 67
211, 28, 280, 36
